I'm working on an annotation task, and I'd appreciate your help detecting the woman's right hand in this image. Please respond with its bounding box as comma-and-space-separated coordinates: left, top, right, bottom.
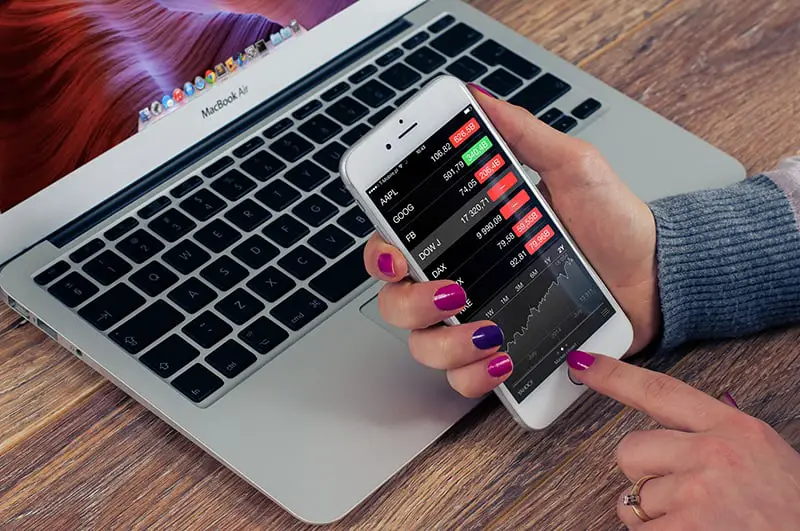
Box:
363, 87, 660, 397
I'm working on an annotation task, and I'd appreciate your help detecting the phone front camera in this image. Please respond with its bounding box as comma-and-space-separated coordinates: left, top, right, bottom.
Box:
385, 143, 392, 150
399, 119, 404, 124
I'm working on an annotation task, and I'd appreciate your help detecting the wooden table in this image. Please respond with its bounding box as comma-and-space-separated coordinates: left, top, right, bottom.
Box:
3, 0, 800, 528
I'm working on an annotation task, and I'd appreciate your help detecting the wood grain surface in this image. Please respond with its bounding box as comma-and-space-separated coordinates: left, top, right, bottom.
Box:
3, 0, 800, 529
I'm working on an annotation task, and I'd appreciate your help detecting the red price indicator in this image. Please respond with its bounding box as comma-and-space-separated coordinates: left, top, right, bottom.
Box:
500, 189, 529, 219
525, 225, 555, 255
487, 172, 518, 201
449, 118, 480, 148
475, 154, 504, 184
512, 207, 542, 236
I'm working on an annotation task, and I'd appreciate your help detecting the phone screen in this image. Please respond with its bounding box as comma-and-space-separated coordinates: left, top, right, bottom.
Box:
365, 105, 616, 402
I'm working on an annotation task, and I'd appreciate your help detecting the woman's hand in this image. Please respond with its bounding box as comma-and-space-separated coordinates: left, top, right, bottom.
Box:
567, 351, 800, 530
363, 87, 660, 397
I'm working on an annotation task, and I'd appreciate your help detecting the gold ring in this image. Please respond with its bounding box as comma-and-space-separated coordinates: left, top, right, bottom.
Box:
622, 474, 659, 522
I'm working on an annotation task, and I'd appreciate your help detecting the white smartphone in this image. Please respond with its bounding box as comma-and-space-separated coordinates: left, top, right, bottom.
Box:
339, 76, 633, 429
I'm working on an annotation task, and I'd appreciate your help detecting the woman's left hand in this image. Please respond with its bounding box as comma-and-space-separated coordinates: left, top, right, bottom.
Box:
566, 351, 800, 530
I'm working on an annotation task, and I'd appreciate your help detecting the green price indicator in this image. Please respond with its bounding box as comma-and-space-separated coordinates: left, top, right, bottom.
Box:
462, 136, 493, 166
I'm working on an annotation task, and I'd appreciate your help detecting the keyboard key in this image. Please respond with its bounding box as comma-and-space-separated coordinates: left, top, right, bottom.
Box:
321, 178, 354, 207
430, 22, 483, 57
138, 196, 171, 219
552, 115, 578, 133
169, 176, 202, 199
471, 40, 541, 80
247, 266, 295, 302
104, 217, 139, 240
341, 124, 371, 146
402, 31, 429, 50
308, 225, 355, 258
202, 156, 234, 178
428, 14, 455, 33
279, 245, 325, 280
232, 235, 279, 269
148, 209, 197, 243
325, 96, 369, 126
195, 219, 241, 253
368, 106, 394, 126
110, 300, 184, 354
171, 364, 223, 403
539, 108, 564, 125
83, 250, 132, 286
201, 256, 248, 291
270, 132, 313, 163
379, 64, 420, 91
572, 98, 602, 119
285, 161, 329, 192
180, 189, 226, 222
481, 68, 523, 97
445, 56, 488, 82
405, 46, 446, 74
140, 335, 199, 378
263, 214, 309, 248
183, 311, 232, 349
394, 89, 418, 107
270, 288, 328, 331
163, 240, 211, 274
338, 206, 374, 237
509, 74, 572, 116
130, 261, 178, 296
211, 169, 256, 201
292, 100, 322, 120
239, 317, 289, 355
321, 81, 350, 102
78, 283, 145, 331
292, 194, 338, 227
48, 271, 98, 308
255, 179, 301, 211
309, 244, 370, 302
313, 142, 347, 173
348, 64, 377, 84
215, 288, 265, 325
168, 277, 217, 314
206, 340, 256, 378
34, 260, 69, 286
69, 238, 104, 263
232, 136, 265, 158
263, 117, 293, 139
116, 229, 165, 264
376, 47, 403, 67
224, 198, 271, 231
298, 114, 342, 144
353, 80, 396, 109
240, 150, 287, 181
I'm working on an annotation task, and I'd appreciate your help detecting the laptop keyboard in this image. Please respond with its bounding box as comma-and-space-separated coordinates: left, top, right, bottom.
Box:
32, 14, 604, 405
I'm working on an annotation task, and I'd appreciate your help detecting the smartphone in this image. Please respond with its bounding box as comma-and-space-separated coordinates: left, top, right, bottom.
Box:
339, 76, 633, 429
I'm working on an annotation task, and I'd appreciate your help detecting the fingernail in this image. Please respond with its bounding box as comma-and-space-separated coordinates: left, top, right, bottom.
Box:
378, 253, 395, 277
433, 284, 467, 311
472, 325, 504, 350
721, 391, 740, 409
467, 83, 494, 98
487, 355, 513, 378
566, 350, 595, 370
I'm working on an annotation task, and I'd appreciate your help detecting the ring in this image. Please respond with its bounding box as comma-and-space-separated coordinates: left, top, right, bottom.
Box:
623, 474, 659, 522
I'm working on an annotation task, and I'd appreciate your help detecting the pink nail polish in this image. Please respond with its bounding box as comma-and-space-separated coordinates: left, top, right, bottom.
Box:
378, 253, 395, 277
467, 82, 494, 98
488, 355, 513, 378
433, 284, 467, 311
723, 391, 740, 409
566, 350, 595, 370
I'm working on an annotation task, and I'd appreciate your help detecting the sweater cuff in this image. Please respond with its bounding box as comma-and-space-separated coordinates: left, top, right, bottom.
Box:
650, 175, 800, 351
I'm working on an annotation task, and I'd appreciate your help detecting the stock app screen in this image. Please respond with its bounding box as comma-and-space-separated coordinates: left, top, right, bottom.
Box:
367, 106, 616, 402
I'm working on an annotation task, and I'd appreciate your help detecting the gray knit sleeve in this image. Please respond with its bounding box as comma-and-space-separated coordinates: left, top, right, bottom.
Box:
649, 158, 800, 350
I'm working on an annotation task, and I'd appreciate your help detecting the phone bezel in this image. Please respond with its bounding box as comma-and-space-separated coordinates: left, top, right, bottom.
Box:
339, 75, 633, 430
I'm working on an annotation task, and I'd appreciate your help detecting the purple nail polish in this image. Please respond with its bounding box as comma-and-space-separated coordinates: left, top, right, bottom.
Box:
433, 284, 467, 311
472, 325, 504, 350
467, 83, 494, 98
566, 350, 595, 370
723, 391, 740, 409
487, 355, 513, 378
378, 253, 395, 277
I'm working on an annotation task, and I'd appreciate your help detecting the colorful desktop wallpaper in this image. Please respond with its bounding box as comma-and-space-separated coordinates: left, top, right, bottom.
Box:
0, 0, 358, 212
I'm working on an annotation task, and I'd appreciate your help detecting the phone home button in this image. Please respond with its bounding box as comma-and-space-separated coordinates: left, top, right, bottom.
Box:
567, 370, 584, 386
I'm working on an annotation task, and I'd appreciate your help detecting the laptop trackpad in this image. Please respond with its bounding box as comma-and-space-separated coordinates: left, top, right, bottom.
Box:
359, 295, 410, 343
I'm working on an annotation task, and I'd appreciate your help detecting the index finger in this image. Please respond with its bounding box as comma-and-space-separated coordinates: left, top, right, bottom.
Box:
364, 233, 409, 282
567, 351, 735, 432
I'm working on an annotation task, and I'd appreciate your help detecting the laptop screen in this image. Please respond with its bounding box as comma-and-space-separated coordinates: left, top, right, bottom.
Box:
1, 0, 359, 213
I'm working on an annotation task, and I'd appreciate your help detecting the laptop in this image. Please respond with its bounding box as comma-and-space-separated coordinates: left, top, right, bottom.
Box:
0, 0, 744, 524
